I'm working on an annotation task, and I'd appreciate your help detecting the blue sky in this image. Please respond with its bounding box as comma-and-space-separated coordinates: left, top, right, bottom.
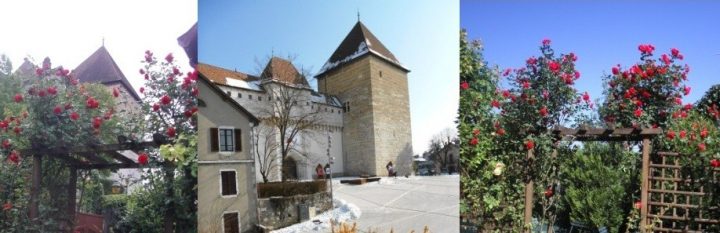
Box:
200, 0, 459, 154
462, 1, 720, 109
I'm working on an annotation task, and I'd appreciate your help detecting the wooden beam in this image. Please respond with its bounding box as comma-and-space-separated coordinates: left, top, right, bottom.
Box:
524, 149, 534, 233
30, 154, 41, 221
107, 151, 136, 164
640, 137, 651, 233
68, 167, 77, 229
75, 163, 141, 170
76, 152, 109, 164
20, 141, 158, 156
51, 154, 86, 167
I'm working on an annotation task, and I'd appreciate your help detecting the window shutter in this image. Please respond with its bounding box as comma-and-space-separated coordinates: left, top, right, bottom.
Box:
210, 128, 219, 152
221, 171, 237, 196
234, 128, 242, 152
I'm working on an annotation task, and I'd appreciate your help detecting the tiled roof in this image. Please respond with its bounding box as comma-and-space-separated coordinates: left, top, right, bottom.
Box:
196, 63, 259, 87
316, 21, 408, 76
72, 46, 141, 101
260, 57, 309, 87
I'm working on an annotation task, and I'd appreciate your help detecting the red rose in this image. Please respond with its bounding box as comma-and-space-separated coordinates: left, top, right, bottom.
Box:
666, 130, 676, 140
671, 48, 680, 57
70, 112, 80, 121
47, 86, 57, 95
53, 106, 63, 115
539, 106, 548, 117
684, 86, 691, 96
160, 95, 171, 105
14, 94, 23, 103
634, 108, 643, 117
680, 130, 687, 138
191, 87, 199, 96
521, 81, 530, 89
582, 92, 590, 102
184, 110, 193, 118
548, 61, 560, 73
661, 54, 671, 65
698, 143, 706, 152
700, 128, 708, 139
491, 100, 501, 109
113, 88, 120, 98
525, 139, 535, 150
38, 90, 47, 97
165, 53, 174, 63
152, 104, 160, 112
502, 68, 511, 76
191, 107, 198, 114
7, 150, 19, 164
92, 117, 103, 129
469, 137, 478, 146
526, 57, 537, 65
460, 81, 469, 90
138, 153, 149, 165
675, 97, 683, 105
2, 202, 11, 211
684, 104, 693, 111
35, 68, 43, 76
711, 159, 720, 168
496, 128, 505, 136
139, 87, 145, 94
13, 127, 21, 135
542, 38, 551, 46
167, 127, 176, 137
544, 187, 553, 198
638, 44, 655, 54
86, 97, 99, 109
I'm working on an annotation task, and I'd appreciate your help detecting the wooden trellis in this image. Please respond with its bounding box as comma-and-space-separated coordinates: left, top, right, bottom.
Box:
521, 126, 718, 233
647, 151, 719, 232
20, 136, 165, 232
524, 126, 660, 233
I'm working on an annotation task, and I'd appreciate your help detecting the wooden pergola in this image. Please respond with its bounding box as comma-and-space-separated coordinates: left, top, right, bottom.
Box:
523, 126, 662, 233
20, 136, 165, 231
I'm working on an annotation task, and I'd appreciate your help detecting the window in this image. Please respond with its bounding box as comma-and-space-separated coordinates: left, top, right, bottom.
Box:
258, 97, 262, 101
210, 128, 242, 152
344, 102, 350, 113
222, 212, 240, 233
220, 170, 237, 196
379, 70, 383, 77
219, 128, 234, 152
237, 93, 242, 98
249, 95, 252, 100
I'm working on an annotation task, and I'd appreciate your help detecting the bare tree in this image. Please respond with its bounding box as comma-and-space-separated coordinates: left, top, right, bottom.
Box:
252, 125, 280, 183
428, 127, 459, 174
255, 55, 324, 180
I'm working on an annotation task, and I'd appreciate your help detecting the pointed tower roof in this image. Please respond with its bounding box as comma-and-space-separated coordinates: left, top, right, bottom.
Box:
73, 46, 141, 101
261, 57, 309, 87
316, 21, 408, 77
14, 58, 37, 76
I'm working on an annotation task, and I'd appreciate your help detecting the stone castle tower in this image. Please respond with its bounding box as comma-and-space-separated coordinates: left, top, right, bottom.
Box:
315, 21, 413, 176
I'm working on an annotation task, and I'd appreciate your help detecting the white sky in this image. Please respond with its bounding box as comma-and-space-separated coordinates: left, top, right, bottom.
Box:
0, 0, 197, 91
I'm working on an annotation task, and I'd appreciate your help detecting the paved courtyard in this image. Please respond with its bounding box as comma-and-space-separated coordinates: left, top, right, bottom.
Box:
333, 175, 459, 233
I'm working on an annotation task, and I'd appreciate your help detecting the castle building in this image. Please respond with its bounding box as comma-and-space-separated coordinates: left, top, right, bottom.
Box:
198, 21, 413, 180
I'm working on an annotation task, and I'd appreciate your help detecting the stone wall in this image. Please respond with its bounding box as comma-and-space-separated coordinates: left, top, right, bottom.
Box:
318, 54, 414, 177
368, 56, 414, 177
318, 56, 376, 176
257, 191, 332, 230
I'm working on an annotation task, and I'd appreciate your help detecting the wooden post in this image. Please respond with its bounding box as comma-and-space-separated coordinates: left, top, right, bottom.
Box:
163, 166, 175, 233
68, 167, 78, 229
30, 154, 42, 221
640, 138, 651, 233
524, 149, 534, 233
